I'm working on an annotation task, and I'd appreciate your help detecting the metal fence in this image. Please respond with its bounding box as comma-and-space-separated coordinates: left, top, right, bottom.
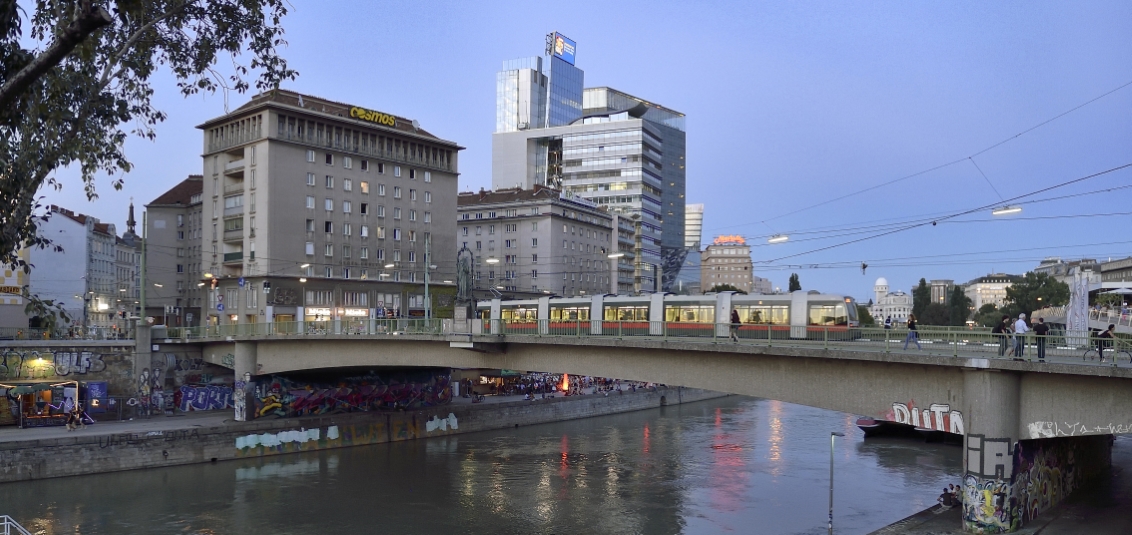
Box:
166, 319, 444, 340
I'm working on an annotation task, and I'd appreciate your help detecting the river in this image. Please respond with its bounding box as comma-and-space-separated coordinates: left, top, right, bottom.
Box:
1, 396, 963, 534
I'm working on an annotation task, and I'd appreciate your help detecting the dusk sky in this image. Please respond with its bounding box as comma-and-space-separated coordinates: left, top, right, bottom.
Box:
40, 0, 1132, 300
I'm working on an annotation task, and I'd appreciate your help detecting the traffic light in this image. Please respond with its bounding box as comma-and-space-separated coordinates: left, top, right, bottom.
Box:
263, 281, 271, 293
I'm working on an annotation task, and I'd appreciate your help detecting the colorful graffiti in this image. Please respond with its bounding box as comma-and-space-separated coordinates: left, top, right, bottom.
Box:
886, 401, 964, 434
963, 436, 1090, 533
249, 371, 452, 419
0, 350, 106, 379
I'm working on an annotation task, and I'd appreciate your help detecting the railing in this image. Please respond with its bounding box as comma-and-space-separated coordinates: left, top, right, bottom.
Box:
277, 132, 454, 172
222, 252, 243, 263
0, 327, 133, 340
0, 515, 33, 535
1034, 306, 1132, 330
165, 320, 1130, 366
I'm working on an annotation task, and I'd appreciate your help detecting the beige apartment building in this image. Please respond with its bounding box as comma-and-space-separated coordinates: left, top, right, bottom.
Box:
145, 175, 205, 326
196, 90, 462, 326
701, 237, 755, 293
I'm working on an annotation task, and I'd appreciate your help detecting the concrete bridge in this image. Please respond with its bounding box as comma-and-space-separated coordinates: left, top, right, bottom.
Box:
155, 322, 1130, 533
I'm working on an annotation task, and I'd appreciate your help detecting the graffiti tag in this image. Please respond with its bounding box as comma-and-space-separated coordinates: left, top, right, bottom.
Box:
1027, 421, 1132, 439
887, 401, 964, 434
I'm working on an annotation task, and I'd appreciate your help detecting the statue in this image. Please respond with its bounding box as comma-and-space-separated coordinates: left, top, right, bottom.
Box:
454, 246, 476, 322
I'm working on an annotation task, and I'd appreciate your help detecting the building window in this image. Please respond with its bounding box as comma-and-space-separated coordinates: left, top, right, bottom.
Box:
343, 157, 352, 169
343, 245, 351, 258
424, 191, 431, 203
394, 166, 401, 177
377, 162, 385, 174
409, 169, 416, 179
360, 203, 369, 215
393, 228, 401, 241
306, 150, 315, 162
409, 230, 417, 242
306, 196, 315, 209
324, 221, 333, 233
393, 207, 401, 220
360, 246, 369, 259
325, 175, 334, 189
343, 223, 352, 236
532, 254, 538, 263
393, 186, 401, 199
343, 178, 352, 192
307, 172, 316, 186
305, 219, 314, 232
424, 212, 431, 223
361, 225, 369, 237
532, 238, 538, 247
325, 153, 334, 165
325, 198, 333, 211
325, 267, 333, 278
424, 171, 431, 183
361, 160, 369, 172
377, 205, 385, 217
377, 226, 385, 239
176, 264, 184, 273
378, 184, 386, 196
343, 201, 352, 213
325, 244, 334, 257
305, 242, 314, 255
409, 189, 417, 201
408, 251, 416, 262
360, 181, 369, 194
462, 227, 468, 236
409, 209, 416, 222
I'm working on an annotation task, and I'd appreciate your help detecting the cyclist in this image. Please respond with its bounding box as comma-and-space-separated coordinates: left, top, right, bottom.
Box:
1097, 324, 1116, 362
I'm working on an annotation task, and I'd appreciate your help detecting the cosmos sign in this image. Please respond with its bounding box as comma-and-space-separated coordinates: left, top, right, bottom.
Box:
551, 32, 577, 65
349, 106, 397, 127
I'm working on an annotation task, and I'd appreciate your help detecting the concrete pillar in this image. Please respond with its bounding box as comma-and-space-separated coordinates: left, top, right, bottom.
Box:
962, 369, 1021, 533
133, 324, 152, 399
233, 342, 258, 422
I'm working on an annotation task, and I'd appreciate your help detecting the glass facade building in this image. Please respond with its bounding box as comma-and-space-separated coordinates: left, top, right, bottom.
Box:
496, 55, 583, 133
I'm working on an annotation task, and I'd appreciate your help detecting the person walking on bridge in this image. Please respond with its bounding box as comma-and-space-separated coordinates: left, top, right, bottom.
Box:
1033, 317, 1049, 361
729, 309, 741, 342
993, 315, 1010, 356
1013, 313, 1030, 360
903, 314, 921, 350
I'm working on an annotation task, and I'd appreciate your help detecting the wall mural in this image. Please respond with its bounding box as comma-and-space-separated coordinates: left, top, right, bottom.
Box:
0, 350, 106, 379
963, 436, 1088, 533
133, 352, 233, 415
250, 371, 452, 419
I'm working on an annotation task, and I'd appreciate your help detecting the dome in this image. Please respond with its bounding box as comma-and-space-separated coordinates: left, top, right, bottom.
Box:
875, 277, 889, 287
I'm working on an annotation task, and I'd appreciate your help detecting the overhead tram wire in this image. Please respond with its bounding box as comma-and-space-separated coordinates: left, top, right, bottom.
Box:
705, 77, 1132, 234
761, 162, 1132, 264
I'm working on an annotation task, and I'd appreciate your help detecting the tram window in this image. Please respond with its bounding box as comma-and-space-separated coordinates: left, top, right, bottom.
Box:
737, 305, 789, 324
603, 306, 648, 321
550, 307, 590, 321
664, 306, 715, 323
502, 308, 537, 321
808, 304, 848, 326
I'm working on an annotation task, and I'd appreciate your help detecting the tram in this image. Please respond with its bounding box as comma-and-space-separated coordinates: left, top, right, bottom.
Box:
475, 291, 859, 339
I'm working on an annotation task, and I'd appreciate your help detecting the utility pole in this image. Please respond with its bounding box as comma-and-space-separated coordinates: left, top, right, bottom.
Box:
139, 212, 147, 327
424, 233, 431, 321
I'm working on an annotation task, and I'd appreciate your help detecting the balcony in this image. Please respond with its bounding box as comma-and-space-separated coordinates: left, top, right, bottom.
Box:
223, 252, 243, 263
223, 183, 244, 195
224, 159, 246, 176
223, 229, 244, 242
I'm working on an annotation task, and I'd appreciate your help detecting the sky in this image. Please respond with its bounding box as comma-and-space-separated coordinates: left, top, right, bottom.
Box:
39, 0, 1132, 301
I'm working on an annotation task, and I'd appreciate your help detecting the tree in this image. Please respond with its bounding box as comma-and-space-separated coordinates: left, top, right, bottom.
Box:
856, 305, 875, 326
707, 283, 747, 295
973, 303, 1003, 328
788, 273, 801, 292
1, 0, 297, 275
1002, 272, 1070, 319
948, 285, 973, 326
912, 278, 930, 319
1096, 293, 1122, 308
920, 303, 950, 326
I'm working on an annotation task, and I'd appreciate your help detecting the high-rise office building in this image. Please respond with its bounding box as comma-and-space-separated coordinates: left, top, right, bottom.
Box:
674, 203, 704, 294
196, 90, 461, 326
493, 44, 687, 293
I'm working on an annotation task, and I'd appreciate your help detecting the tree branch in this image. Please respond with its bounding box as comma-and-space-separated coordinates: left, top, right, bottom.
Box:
0, 2, 113, 112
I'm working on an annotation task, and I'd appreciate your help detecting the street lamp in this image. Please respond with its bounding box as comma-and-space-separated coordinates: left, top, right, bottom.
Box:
829, 431, 846, 535
607, 252, 625, 259
991, 206, 1022, 216
486, 257, 499, 264
768, 234, 789, 244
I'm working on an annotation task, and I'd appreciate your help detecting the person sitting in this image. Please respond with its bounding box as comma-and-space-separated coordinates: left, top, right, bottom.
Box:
938, 488, 956, 507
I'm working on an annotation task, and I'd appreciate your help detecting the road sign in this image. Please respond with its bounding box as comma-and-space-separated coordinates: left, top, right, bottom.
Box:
238, 277, 245, 288
217, 303, 225, 312
187, 313, 194, 323
217, 294, 224, 303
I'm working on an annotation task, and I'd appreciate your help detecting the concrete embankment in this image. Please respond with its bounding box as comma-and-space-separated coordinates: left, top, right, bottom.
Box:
0, 387, 725, 483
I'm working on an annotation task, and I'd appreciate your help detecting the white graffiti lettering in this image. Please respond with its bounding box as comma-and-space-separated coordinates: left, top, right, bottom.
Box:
425, 413, 459, 433
888, 401, 964, 435
1027, 421, 1132, 439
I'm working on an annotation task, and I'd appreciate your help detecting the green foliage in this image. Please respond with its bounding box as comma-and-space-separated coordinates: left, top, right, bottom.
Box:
856, 305, 875, 326
920, 303, 950, 326
973, 303, 1004, 328
1002, 272, 1070, 319
1096, 294, 1122, 308
707, 283, 747, 295
788, 273, 801, 292
912, 278, 930, 319
1, 0, 297, 273
21, 286, 69, 335
948, 285, 974, 326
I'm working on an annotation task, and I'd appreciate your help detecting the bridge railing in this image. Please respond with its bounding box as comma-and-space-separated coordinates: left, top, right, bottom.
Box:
168, 319, 443, 340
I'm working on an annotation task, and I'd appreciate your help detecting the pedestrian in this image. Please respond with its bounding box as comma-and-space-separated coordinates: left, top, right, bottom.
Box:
1097, 324, 1116, 362
1033, 317, 1049, 361
1013, 313, 1029, 360
903, 314, 922, 350
884, 316, 892, 330
994, 315, 1011, 357
729, 309, 741, 342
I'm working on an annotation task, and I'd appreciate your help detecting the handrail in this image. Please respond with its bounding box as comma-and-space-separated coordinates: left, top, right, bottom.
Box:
0, 515, 33, 535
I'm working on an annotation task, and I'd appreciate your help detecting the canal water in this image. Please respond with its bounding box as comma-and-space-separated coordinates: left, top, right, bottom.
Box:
2, 396, 963, 534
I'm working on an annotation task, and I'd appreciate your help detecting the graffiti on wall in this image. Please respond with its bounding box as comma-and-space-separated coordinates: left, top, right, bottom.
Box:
1028, 421, 1132, 438
886, 401, 964, 434
177, 385, 234, 411
0, 350, 106, 379
234, 423, 397, 458
425, 413, 458, 433
963, 436, 1085, 534
250, 371, 452, 419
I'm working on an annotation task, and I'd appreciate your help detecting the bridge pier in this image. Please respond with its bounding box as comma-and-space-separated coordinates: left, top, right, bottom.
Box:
962, 369, 1112, 533
233, 342, 257, 422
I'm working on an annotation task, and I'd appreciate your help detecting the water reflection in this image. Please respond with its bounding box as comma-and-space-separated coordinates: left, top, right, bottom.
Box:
1, 396, 966, 534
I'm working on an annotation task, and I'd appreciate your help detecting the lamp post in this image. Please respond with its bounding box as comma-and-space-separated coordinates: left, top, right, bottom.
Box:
829, 431, 846, 534
424, 234, 431, 321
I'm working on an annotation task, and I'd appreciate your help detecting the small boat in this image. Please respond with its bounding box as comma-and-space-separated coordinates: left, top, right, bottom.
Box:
856, 417, 920, 438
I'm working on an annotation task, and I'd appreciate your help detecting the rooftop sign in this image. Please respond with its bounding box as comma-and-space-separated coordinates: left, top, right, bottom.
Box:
550, 32, 577, 65
349, 106, 397, 127
712, 235, 746, 245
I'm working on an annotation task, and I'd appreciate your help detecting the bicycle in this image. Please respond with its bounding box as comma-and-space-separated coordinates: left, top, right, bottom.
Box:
1083, 344, 1132, 364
